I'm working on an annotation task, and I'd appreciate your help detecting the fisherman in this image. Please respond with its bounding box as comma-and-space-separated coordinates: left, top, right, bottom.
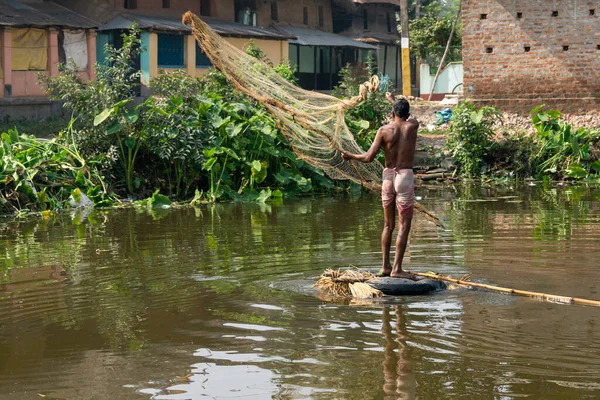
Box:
341, 93, 420, 280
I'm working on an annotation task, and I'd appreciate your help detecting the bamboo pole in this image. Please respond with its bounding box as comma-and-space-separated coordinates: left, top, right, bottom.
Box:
408, 271, 600, 307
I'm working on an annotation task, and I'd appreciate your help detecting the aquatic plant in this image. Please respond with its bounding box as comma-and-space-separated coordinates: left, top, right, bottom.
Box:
0, 129, 111, 213
531, 106, 600, 180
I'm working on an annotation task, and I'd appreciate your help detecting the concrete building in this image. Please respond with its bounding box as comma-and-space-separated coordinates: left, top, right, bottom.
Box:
52, 0, 292, 95
462, 0, 600, 113
334, 0, 403, 89
0, 0, 97, 118
275, 0, 377, 91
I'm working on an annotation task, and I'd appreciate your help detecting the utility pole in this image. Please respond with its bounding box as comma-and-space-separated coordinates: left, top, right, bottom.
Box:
399, 0, 411, 97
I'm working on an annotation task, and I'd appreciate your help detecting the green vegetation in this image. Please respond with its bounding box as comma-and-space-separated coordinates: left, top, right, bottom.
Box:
333, 53, 391, 161
0, 28, 335, 215
447, 102, 600, 181
0, 127, 112, 214
446, 102, 501, 177
409, 2, 462, 61
530, 106, 600, 180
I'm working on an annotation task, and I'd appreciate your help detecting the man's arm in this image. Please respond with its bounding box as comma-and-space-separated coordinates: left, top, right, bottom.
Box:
341, 127, 385, 163
386, 92, 395, 104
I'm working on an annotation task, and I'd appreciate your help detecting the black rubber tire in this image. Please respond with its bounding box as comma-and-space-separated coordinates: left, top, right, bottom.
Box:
368, 278, 446, 296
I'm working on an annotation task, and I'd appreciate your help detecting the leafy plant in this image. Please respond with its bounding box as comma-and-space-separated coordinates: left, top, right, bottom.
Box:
0, 129, 110, 213
93, 99, 145, 196
446, 101, 501, 177
144, 94, 216, 198
531, 105, 600, 180
39, 25, 142, 156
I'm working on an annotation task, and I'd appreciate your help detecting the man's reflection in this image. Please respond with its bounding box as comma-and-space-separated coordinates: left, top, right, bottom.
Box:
382, 305, 415, 399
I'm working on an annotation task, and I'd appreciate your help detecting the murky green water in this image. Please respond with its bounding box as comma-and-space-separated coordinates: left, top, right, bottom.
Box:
1, 183, 600, 399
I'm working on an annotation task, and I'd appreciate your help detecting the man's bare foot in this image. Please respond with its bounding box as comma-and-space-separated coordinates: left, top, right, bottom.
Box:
390, 270, 423, 281
377, 266, 392, 277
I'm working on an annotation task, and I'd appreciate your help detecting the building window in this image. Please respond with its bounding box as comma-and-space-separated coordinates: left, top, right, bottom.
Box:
386, 13, 392, 32
124, 0, 137, 9
158, 34, 185, 67
303, 7, 308, 25
200, 0, 211, 16
196, 43, 212, 67
363, 9, 368, 30
163, 0, 170, 8
235, 0, 258, 26
318, 6, 324, 27
271, 1, 278, 21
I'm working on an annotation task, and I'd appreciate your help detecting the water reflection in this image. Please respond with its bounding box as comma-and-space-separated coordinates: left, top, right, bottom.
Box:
1, 183, 600, 399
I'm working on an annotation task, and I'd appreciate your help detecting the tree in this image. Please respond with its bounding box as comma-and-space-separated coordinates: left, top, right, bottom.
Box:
408, 1, 462, 60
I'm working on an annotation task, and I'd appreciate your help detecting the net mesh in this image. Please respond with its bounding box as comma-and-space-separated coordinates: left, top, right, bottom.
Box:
182, 12, 443, 226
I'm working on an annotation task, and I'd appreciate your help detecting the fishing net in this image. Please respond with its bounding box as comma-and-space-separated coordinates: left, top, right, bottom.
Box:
182, 12, 443, 226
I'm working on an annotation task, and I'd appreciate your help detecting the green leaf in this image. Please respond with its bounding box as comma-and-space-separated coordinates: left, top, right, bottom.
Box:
252, 161, 267, 184
204, 157, 217, 171
75, 170, 85, 186
357, 120, 370, 130
150, 191, 171, 208
113, 99, 132, 109
226, 124, 243, 138
94, 108, 113, 126
272, 189, 283, 198
274, 171, 290, 185
124, 137, 136, 150
71, 188, 82, 203
222, 147, 240, 160
106, 120, 123, 135
249, 160, 262, 172
591, 160, 600, 173
124, 110, 139, 124
565, 163, 588, 179
256, 188, 272, 203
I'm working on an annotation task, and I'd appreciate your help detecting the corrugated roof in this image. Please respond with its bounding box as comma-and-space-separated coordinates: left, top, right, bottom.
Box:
274, 25, 377, 49
98, 14, 294, 41
0, 0, 97, 28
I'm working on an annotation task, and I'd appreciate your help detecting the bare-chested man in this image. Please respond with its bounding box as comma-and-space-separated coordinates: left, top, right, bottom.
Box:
341, 93, 419, 280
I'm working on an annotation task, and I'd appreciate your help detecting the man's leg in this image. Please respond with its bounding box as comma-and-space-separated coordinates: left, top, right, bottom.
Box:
390, 214, 417, 279
380, 204, 396, 276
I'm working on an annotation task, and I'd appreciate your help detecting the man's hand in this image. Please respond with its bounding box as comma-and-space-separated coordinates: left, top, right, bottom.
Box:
386, 92, 395, 104
341, 151, 353, 161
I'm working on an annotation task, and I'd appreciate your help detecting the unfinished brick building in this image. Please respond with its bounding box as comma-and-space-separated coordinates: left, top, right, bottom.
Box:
462, 0, 600, 113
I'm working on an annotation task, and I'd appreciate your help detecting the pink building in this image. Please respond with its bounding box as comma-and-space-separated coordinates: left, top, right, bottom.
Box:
0, 0, 98, 118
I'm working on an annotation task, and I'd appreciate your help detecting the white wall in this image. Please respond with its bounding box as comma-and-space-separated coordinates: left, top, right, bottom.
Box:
420, 62, 463, 96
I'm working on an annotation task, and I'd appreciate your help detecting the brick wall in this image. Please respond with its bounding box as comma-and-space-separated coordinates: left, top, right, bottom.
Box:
462, 0, 600, 113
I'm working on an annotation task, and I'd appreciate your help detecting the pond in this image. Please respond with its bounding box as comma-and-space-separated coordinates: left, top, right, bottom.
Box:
1, 183, 600, 399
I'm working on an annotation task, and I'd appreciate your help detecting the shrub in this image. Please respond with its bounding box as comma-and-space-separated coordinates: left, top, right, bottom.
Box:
446, 101, 501, 177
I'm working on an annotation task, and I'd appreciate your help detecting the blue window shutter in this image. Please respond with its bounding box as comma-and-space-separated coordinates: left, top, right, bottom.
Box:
196, 43, 212, 68
157, 33, 184, 67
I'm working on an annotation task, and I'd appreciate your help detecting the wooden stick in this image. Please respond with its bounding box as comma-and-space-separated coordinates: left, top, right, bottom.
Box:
409, 271, 600, 307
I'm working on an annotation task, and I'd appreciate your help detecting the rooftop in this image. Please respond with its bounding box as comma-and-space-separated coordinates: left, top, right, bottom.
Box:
353, 0, 400, 7
0, 0, 97, 28
98, 14, 295, 41
275, 25, 377, 49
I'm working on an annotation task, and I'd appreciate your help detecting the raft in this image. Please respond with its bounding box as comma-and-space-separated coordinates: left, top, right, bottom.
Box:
367, 277, 447, 296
